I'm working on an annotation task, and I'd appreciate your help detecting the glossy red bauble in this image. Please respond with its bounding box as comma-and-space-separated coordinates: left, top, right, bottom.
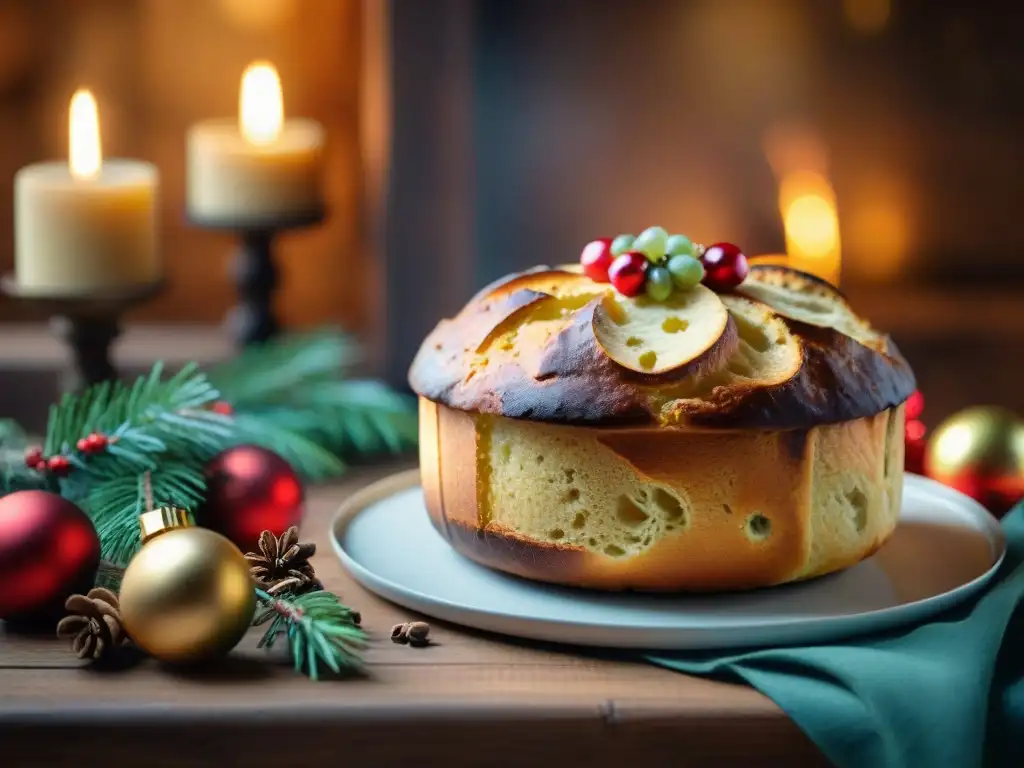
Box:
197, 445, 304, 553
701, 242, 750, 291
608, 251, 648, 297
580, 238, 615, 283
0, 491, 100, 621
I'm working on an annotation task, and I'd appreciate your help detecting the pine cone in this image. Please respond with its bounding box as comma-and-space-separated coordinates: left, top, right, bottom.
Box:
56, 587, 126, 660
245, 526, 322, 595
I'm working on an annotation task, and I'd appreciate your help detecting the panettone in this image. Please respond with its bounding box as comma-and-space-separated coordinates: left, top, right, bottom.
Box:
408, 245, 916, 592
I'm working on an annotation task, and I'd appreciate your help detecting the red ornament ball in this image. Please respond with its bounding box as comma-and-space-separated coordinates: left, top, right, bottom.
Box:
580, 238, 615, 283
608, 251, 648, 297
701, 242, 750, 291
197, 445, 304, 552
0, 491, 100, 622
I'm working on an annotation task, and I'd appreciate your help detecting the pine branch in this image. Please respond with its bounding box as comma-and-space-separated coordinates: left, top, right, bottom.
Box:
210, 332, 417, 478
95, 559, 127, 592
0, 419, 56, 497
46, 362, 231, 470
208, 330, 362, 405
254, 588, 366, 681
227, 413, 346, 481
42, 363, 234, 565
88, 468, 204, 566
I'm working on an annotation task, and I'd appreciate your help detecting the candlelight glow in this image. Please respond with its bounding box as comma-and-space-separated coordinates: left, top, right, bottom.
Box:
239, 61, 284, 146
785, 194, 840, 259
843, 0, 891, 34
779, 171, 841, 285
69, 89, 101, 181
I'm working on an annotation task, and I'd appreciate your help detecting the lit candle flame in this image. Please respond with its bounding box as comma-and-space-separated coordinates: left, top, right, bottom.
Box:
239, 61, 284, 146
779, 171, 841, 285
69, 89, 102, 181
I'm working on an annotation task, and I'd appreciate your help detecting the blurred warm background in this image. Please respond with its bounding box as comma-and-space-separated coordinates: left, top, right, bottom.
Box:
0, 0, 366, 331
0, 0, 1022, 428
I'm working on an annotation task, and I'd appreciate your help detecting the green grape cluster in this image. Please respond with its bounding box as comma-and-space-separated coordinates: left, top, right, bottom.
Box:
611, 226, 705, 302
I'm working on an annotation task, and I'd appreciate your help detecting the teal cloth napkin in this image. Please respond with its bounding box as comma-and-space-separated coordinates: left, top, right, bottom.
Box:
646, 504, 1024, 768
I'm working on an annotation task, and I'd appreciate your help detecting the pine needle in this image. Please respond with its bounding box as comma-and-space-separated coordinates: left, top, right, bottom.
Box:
209, 332, 417, 476
254, 588, 366, 681
40, 363, 233, 565
0, 419, 55, 496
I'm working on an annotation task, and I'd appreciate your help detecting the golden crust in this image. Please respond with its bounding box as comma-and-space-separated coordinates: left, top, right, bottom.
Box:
408, 265, 916, 429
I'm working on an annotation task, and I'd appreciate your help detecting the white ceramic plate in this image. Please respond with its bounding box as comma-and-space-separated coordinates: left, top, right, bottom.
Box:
331, 470, 1006, 650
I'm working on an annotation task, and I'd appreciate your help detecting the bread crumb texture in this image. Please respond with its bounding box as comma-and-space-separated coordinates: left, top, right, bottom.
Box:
420, 398, 904, 591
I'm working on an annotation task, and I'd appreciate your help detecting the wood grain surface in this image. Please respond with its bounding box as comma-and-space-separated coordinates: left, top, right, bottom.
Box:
0, 459, 829, 767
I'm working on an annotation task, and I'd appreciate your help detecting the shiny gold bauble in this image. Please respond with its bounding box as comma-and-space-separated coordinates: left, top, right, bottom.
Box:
119, 508, 256, 664
925, 406, 1024, 517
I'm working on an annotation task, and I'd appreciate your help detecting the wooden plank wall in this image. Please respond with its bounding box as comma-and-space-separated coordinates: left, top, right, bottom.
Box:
0, 0, 368, 333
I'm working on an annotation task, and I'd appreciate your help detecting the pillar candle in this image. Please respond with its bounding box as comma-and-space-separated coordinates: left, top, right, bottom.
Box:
14, 90, 159, 296
186, 62, 325, 224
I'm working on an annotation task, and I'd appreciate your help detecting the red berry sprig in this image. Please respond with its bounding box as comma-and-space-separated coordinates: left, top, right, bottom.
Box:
23, 446, 43, 469
24, 431, 112, 477
211, 400, 234, 416
76, 432, 109, 455
579, 227, 748, 299
46, 455, 72, 476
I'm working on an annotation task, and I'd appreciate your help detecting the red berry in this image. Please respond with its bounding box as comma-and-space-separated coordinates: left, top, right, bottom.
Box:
701, 242, 749, 291
23, 447, 43, 468
608, 251, 649, 297
211, 401, 234, 416
580, 238, 615, 283
76, 438, 90, 453
33, 460, 47, 473
90, 433, 108, 451
905, 390, 924, 421
47, 455, 71, 476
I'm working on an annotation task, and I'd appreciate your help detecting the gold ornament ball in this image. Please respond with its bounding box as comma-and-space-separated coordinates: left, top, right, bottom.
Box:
925, 406, 1024, 515
119, 512, 256, 664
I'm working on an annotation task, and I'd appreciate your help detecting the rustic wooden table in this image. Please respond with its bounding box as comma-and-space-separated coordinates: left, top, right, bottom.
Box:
0, 459, 829, 767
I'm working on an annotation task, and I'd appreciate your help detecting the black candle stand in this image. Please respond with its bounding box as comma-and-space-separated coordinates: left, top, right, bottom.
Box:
187, 208, 326, 349
1, 275, 164, 393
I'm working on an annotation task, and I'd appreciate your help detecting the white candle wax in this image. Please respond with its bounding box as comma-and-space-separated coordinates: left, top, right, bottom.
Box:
14, 160, 159, 296
186, 117, 325, 223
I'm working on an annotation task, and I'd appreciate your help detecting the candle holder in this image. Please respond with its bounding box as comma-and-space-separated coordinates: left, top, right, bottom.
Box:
1, 276, 164, 394
187, 209, 326, 349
